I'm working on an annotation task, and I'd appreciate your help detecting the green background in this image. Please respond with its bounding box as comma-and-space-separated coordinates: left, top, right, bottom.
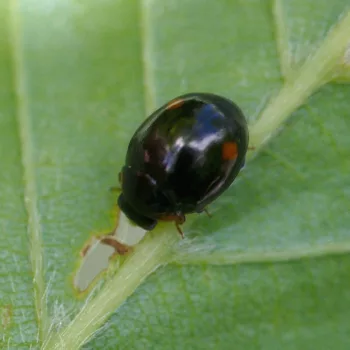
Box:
0, 0, 349, 348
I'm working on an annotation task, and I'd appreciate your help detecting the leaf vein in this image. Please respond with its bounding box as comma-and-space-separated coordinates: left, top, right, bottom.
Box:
139, 0, 156, 114
9, 0, 47, 342
272, 0, 293, 80
171, 242, 350, 265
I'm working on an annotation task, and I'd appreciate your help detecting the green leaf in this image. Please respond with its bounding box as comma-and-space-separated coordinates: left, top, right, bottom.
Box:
1, 0, 350, 349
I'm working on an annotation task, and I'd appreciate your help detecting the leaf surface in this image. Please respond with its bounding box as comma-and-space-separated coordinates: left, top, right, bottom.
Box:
0, 0, 349, 348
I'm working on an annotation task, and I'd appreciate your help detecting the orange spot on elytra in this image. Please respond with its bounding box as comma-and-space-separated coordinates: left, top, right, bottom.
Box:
167, 99, 184, 110
222, 142, 238, 160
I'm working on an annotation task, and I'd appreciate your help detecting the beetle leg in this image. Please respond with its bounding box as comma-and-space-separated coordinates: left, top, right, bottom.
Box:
174, 212, 186, 239
175, 222, 184, 238
195, 206, 212, 217
161, 189, 186, 238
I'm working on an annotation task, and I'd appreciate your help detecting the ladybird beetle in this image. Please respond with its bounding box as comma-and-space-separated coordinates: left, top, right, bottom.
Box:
118, 93, 249, 236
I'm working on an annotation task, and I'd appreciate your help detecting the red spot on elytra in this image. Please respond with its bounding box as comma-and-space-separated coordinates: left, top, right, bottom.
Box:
222, 142, 238, 160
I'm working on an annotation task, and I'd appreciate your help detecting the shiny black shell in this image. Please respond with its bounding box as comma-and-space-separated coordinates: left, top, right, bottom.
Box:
118, 93, 249, 231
